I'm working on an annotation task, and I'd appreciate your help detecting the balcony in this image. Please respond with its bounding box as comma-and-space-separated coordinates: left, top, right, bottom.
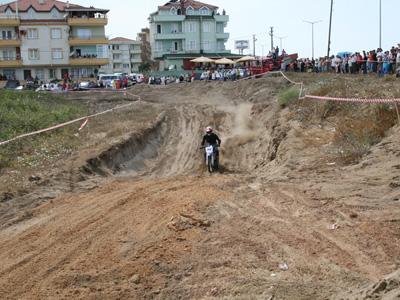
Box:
0, 58, 22, 68
0, 17, 20, 26
152, 15, 185, 22
130, 49, 141, 54
69, 36, 108, 46
214, 15, 229, 23
70, 57, 109, 66
153, 50, 186, 58
68, 17, 108, 26
0, 38, 21, 47
154, 32, 185, 40
216, 32, 230, 40
130, 58, 141, 63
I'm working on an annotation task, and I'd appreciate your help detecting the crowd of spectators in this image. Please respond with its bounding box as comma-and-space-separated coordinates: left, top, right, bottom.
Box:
199, 68, 251, 81
286, 44, 400, 77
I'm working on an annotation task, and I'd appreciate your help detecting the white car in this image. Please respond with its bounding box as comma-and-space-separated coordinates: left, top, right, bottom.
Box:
35, 83, 62, 92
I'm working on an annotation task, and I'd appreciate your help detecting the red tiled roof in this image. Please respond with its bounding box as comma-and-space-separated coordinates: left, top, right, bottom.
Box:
110, 37, 136, 43
0, 0, 88, 13
159, 0, 218, 11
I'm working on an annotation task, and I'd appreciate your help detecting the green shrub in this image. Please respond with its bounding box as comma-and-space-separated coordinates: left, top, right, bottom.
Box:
0, 90, 84, 169
278, 87, 299, 108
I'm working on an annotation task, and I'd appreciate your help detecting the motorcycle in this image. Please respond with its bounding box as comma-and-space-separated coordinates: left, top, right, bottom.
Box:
201, 144, 219, 173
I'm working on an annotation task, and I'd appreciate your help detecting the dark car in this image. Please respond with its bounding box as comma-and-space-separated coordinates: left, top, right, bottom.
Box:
24, 81, 40, 91
4, 80, 20, 90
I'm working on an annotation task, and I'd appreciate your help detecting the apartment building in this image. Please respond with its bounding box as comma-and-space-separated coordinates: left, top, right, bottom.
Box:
0, 0, 109, 81
149, 0, 231, 71
101, 37, 142, 74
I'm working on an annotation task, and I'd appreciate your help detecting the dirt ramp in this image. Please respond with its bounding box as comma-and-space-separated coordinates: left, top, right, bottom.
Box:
334, 270, 400, 300
81, 113, 167, 177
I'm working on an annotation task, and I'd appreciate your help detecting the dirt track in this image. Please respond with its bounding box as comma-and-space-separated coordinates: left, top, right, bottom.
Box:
0, 77, 400, 299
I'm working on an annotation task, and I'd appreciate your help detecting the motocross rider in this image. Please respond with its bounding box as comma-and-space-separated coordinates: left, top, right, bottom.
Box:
201, 127, 221, 156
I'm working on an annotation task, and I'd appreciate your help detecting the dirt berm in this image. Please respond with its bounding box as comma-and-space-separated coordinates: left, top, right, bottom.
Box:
0, 75, 399, 299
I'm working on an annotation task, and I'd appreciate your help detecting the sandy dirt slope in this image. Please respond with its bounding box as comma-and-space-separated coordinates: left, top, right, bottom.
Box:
0, 77, 400, 299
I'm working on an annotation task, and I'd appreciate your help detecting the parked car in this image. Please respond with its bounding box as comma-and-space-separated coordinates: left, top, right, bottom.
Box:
35, 83, 62, 92
79, 81, 99, 90
98, 74, 122, 88
24, 81, 40, 91
4, 80, 21, 90
129, 73, 144, 83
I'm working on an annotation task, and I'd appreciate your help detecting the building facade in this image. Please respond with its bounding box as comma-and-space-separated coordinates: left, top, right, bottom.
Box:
149, 0, 231, 71
101, 37, 142, 74
0, 0, 109, 81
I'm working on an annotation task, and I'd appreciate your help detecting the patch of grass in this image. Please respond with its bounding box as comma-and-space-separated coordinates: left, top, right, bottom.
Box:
0, 90, 85, 169
278, 87, 299, 108
333, 105, 397, 164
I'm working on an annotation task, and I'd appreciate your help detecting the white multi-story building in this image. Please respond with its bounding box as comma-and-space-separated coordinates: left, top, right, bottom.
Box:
149, 0, 231, 71
101, 37, 142, 74
0, 0, 109, 81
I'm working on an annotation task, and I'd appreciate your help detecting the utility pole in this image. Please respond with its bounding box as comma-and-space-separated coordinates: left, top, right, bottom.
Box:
276, 36, 288, 51
253, 34, 257, 57
327, 0, 333, 57
304, 20, 322, 59
269, 27, 274, 51
379, 0, 382, 48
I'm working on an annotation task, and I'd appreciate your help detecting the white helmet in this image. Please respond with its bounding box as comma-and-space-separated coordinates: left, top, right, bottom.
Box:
206, 126, 213, 133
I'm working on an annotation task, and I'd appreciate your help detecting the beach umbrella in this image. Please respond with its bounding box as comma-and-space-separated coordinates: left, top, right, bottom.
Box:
236, 56, 256, 63
190, 56, 215, 63
215, 58, 235, 65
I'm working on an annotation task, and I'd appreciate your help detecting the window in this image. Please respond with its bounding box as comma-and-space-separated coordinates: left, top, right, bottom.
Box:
187, 40, 196, 51
203, 41, 211, 50
186, 6, 194, 15
3, 69, 16, 80
35, 69, 44, 80
97, 45, 108, 58
171, 23, 179, 33
5, 8, 12, 17
216, 23, 224, 33
112, 45, 119, 50
203, 22, 211, 33
51, 8, 59, 19
28, 8, 35, 19
155, 41, 163, 51
187, 22, 196, 33
217, 41, 225, 51
157, 24, 162, 34
52, 48, 63, 59
77, 29, 91, 39
49, 69, 56, 79
170, 7, 177, 15
123, 64, 130, 68
2, 49, 15, 60
50, 28, 62, 39
200, 7, 209, 15
27, 28, 38, 39
28, 49, 39, 60
1, 31, 13, 40
172, 41, 179, 51
113, 54, 121, 60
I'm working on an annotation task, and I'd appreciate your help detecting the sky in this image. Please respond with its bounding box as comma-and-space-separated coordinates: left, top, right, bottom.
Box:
2, 0, 398, 57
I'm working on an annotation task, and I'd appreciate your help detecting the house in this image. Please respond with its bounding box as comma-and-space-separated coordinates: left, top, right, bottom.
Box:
0, 0, 109, 81
149, 0, 233, 71
101, 37, 142, 74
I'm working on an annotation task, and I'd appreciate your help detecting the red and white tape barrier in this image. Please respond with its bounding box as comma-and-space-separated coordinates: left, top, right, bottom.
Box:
78, 118, 89, 131
0, 97, 141, 147
301, 94, 400, 103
